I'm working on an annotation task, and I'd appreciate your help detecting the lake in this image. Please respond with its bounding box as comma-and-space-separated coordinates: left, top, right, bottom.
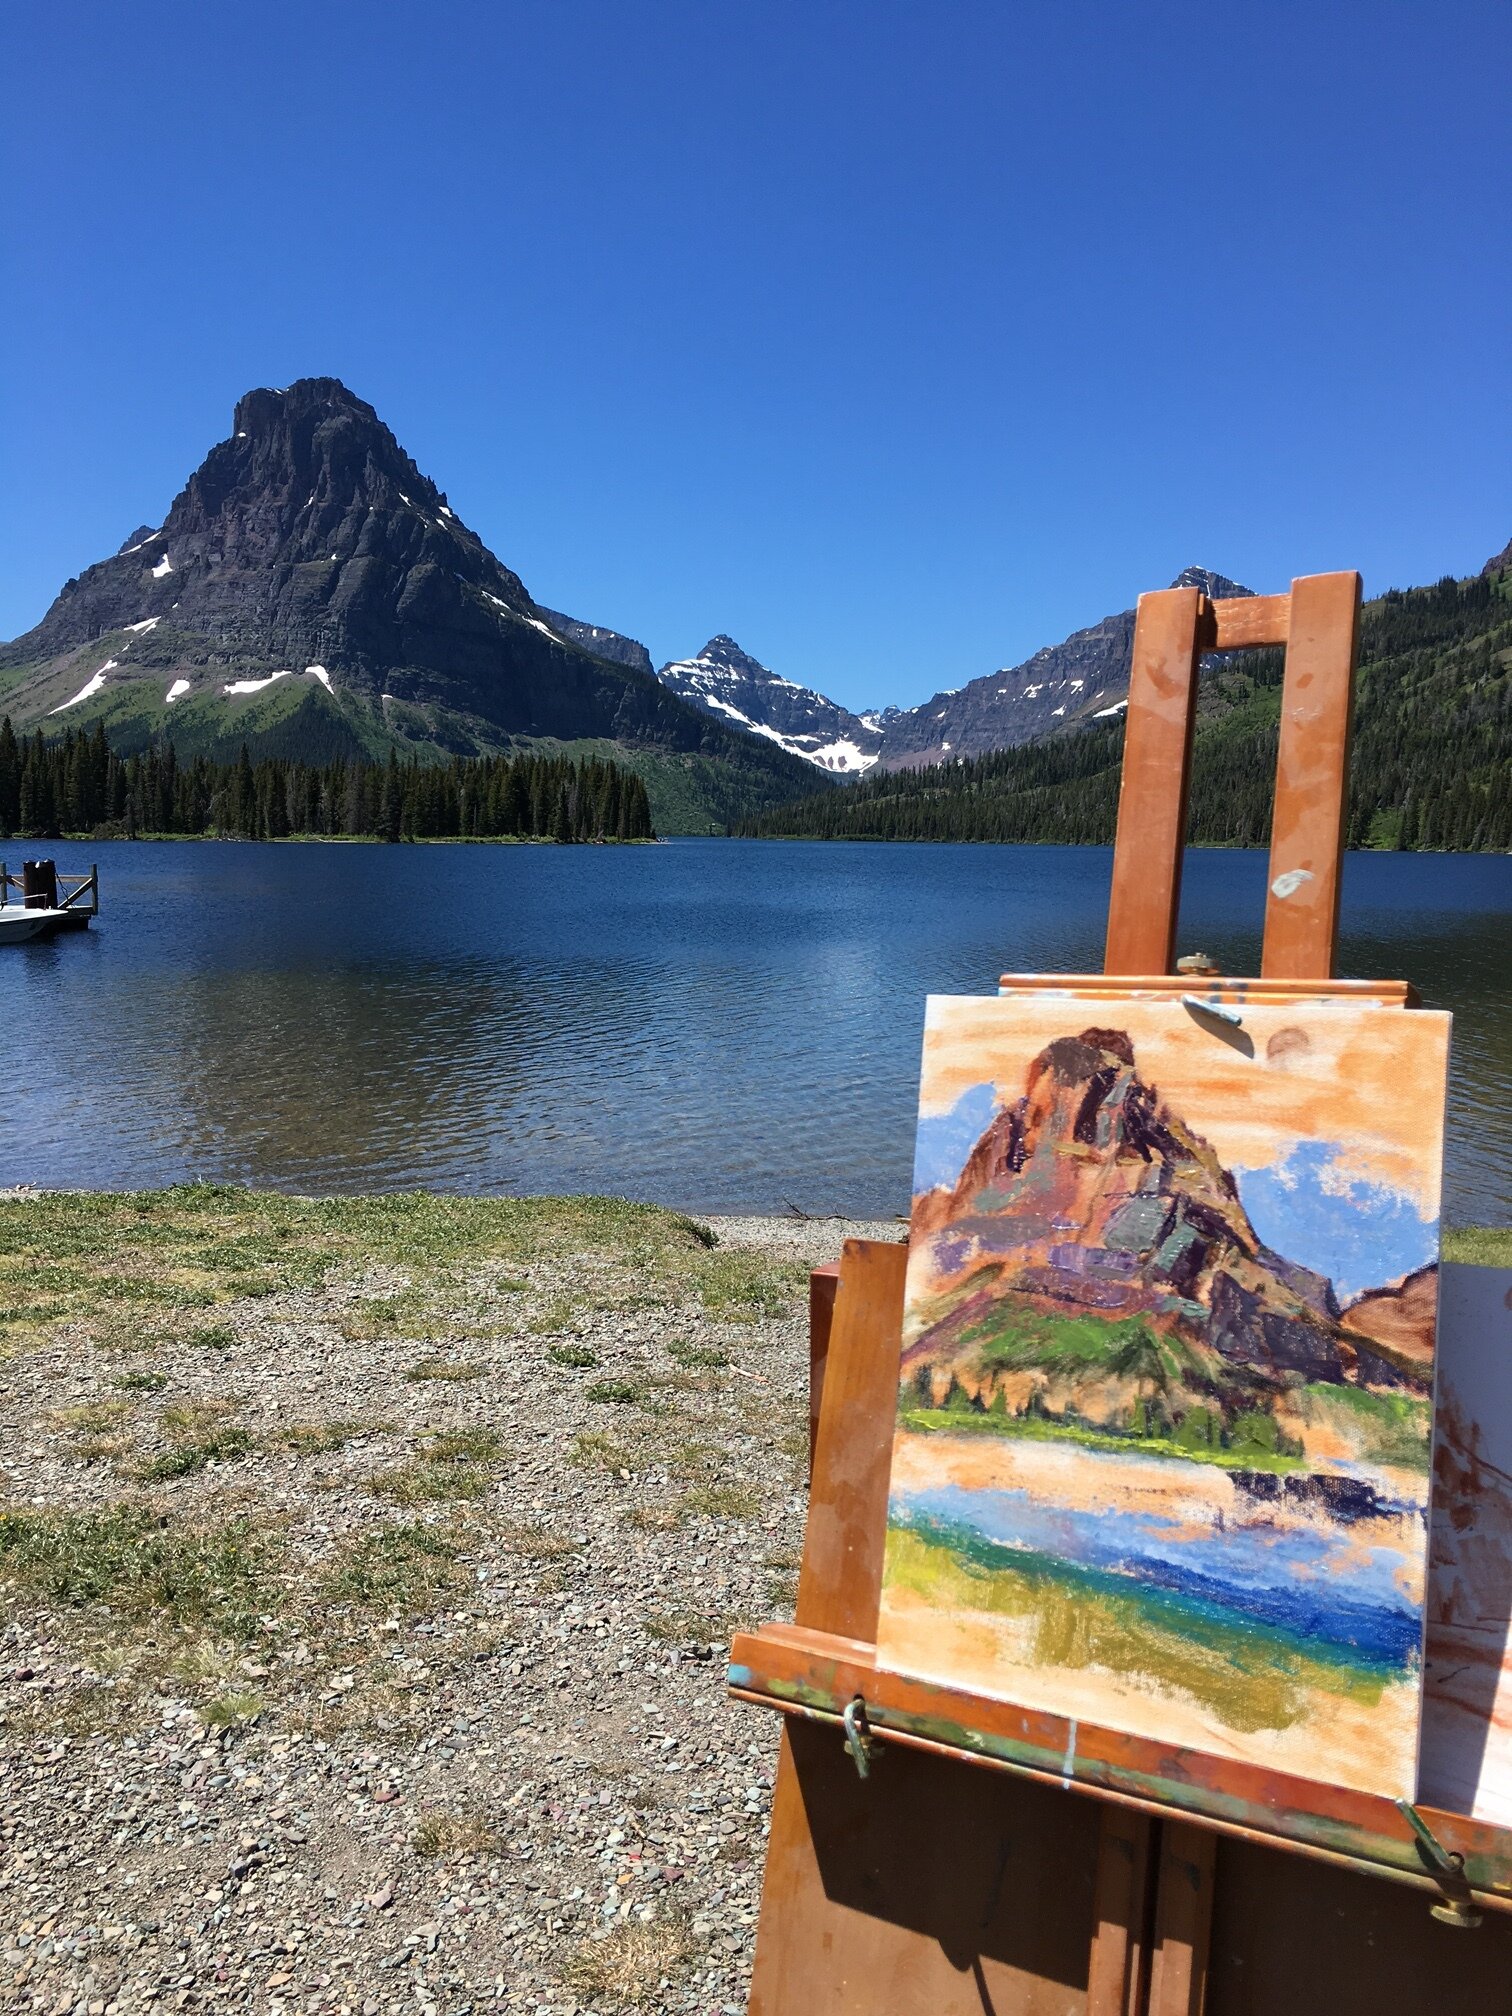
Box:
3, 841, 1507, 1226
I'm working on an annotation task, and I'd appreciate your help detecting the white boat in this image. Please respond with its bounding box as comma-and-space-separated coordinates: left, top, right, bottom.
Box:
0, 906, 68, 944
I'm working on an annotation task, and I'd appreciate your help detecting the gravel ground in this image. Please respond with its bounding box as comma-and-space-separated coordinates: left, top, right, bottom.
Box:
0, 1198, 903, 2016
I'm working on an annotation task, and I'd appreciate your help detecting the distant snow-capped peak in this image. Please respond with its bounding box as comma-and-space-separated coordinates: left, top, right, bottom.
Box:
656, 636, 882, 774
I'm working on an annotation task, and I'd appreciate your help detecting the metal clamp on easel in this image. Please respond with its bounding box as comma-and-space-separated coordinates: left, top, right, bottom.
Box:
1397, 1800, 1485, 1930
841, 1695, 876, 1779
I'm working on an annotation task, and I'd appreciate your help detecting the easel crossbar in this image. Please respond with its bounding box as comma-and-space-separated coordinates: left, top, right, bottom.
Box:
728, 1623, 1512, 1913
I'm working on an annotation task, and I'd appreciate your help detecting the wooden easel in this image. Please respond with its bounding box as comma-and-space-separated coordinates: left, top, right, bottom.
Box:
730, 574, 1512, 2013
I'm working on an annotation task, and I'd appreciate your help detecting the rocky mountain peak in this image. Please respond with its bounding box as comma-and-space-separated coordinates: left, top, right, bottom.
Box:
656, 636, 882, 773
1169, 567, 1255, 599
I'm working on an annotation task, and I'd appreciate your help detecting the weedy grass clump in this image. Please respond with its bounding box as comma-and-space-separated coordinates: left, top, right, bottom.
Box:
278, 1419, 390, 1456
404, 1357, 482, 1384
322, 1521, 466, 1615
0, 1502, 276, 1640
188, 1322, 239, 1351
496, 1521, 581, 1561
53, 1399, 138, 1465
412, 1809, 502, 1860
560, 1916, 696, 2006
113, 1369, 169, 1394
569, 1431, 636, 1475
680, 1480, 762, 1521
370, 1426, 504, 1505
666, 1338, 730, 1371
586, 1379, 644, 1405
547, 1342, 599, 1369
138, 1400, 254, 1480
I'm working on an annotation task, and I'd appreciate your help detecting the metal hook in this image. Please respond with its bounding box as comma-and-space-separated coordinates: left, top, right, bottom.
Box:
1394, 1799, 1484, 1929
842, 1695, 876, 1780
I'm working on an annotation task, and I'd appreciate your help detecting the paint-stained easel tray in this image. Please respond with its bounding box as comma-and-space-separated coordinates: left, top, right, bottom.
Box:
726, 1620, 1512, 1909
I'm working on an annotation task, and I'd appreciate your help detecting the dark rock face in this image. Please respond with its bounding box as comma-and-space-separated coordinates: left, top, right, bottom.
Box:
656, 636, 884, 773
874, 570, 1255, 771
1483, 535, 1512, 576
0, 378, 821, 775
536, 609, 655, 677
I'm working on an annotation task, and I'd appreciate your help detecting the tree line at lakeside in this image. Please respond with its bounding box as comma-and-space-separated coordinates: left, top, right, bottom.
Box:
738, 572, 1512, 852
0, 723, 656, 843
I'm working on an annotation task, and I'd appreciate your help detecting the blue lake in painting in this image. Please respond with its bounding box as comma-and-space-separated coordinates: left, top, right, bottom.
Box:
1, 839, 1508, 1220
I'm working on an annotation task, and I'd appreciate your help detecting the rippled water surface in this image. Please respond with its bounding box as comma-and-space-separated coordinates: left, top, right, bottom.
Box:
3, 841, 1507, 1223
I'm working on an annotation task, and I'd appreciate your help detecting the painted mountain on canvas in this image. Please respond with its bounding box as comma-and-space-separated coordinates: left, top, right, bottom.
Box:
0, 378, 822, 832
877, 991, 1451, 1795
906, 1023, 1436, 1420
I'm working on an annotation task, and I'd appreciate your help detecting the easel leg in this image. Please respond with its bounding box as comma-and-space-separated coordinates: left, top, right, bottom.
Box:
1145, 1821, 1216, 2016
1087, 1807, 1155, 2016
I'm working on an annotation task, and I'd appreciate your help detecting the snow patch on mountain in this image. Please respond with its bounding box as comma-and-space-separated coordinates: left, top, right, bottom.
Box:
657, 636, 881, 773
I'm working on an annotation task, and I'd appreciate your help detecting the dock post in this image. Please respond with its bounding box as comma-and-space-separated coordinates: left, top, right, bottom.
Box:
22, 860, 58, 910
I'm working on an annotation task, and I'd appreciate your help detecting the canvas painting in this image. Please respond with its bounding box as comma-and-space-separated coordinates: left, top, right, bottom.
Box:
875, 993, 1451, 1797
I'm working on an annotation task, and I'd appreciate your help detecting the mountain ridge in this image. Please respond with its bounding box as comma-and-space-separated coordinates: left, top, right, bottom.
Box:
0, 378, 825, 834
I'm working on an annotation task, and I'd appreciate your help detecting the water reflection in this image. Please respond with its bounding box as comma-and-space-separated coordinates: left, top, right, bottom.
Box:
3, 840, 1507, 1224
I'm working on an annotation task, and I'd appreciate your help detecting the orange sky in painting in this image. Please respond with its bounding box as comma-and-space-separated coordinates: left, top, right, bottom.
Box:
919, 995, 1451, 1213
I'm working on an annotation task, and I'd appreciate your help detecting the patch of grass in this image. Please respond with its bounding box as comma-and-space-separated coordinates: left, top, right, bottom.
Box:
548, 1342, 599, 1369
139, 1399, 254, 1480
323, 1522, 465, 1614
412, 1809, 502, 1860
202, 1689, 263, 1728
680, 1481, 761, 1520
497, 1520, 580, 1560
691, 1251, 805, 1321
404, 1357, 482, 1384
426, 1428, 504, 1462
371, 1424, 505, 1503
54, 1399, 137, 1464
278, 1419, 388, 1456
0, 1504, 275, 1638
113, 1369, 168, 1393
371, 1459, 490, 1506
624, 1502, 687, 1532
0, 1188, 724, 1355
188, 1322, 238, 1351
587, 1379, 644, 1405
663, 1440, 722, 1482
1444, 1225, 1512, 1267
666, 1338, 729, 1370
569, 1431, 636, 1474
140, 1431, 253, 1480
642, 1608, 731, 1647
530, 1295, 590, 1336
560, 1916, 696, 2003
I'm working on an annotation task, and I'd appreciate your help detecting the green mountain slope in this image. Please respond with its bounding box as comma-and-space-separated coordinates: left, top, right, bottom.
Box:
738, 571, 1512, 850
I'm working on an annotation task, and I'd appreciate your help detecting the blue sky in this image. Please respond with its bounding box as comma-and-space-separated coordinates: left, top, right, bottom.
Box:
2, 1, 1507, 709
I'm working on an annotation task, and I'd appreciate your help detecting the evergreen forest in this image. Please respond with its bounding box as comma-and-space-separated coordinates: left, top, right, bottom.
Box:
739, 572, 1512, 851
0, 727, 656, 844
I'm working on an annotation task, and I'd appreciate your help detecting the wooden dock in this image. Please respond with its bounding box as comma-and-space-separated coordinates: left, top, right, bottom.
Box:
0, 860, 99, 943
